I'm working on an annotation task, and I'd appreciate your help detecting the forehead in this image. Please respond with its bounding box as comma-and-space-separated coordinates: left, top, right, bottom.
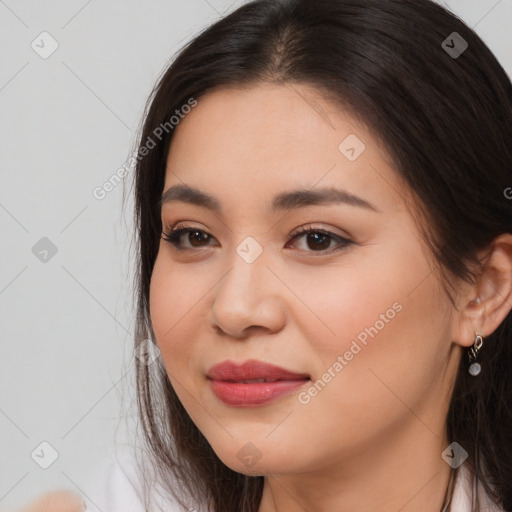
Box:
168, 84, 362, 164
163, 84, 408, 215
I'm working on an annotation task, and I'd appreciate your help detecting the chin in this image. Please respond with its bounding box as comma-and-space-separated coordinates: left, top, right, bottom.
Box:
205, 437, 295, 477
218, 454, 279, 477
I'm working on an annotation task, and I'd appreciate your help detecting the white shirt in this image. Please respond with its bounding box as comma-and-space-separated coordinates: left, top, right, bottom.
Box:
449, 461, 505, 511
85, 447, 506, 512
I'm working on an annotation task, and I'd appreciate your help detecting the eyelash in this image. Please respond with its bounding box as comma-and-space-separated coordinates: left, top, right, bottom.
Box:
160, 222, 353, 255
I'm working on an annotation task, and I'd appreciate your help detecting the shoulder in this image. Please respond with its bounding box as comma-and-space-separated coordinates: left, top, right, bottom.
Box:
450, 463, 506, 512
84, 445, 201, 512
83, 446, 148, 512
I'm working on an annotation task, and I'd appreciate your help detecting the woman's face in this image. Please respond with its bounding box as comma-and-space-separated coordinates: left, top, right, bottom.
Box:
149, 83, 460, 476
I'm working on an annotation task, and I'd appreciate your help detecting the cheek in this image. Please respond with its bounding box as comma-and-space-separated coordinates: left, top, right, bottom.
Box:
149, 255, 198, 369
148, 255, 227, 439
280, 251, 405, 359
286, 245, 445, 405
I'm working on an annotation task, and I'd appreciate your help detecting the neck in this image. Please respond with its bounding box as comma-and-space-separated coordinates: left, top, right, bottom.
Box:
258, 420, 453, 512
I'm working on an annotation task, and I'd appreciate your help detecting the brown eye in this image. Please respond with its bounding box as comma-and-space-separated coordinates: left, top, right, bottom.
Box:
187, 230, 211, 247
288, 227, 352, 254
161, 227, 214, 250
304, 232, 331, 251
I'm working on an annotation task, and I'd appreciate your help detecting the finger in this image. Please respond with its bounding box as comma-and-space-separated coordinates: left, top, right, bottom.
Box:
18, 491, 86, 512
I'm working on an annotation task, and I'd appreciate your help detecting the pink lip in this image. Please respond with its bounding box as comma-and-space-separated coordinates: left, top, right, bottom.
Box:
206, 359, 310, 407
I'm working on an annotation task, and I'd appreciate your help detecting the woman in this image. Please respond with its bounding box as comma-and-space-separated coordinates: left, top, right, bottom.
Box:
23, 0, 512, 510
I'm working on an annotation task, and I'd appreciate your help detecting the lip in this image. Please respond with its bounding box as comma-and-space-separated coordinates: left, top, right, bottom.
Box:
206, 359, 310, 407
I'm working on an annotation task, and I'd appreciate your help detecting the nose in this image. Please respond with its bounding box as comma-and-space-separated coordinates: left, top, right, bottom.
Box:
207, 245, 287, 339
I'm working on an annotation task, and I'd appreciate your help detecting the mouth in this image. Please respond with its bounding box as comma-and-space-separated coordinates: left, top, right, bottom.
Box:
206, 359, 311, 407
223, 378, 285, 383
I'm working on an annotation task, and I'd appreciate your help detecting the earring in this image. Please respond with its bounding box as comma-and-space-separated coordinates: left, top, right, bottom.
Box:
468, 333, 483, 376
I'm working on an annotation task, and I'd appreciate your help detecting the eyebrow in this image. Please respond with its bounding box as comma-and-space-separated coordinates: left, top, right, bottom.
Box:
158, 184, 379, 213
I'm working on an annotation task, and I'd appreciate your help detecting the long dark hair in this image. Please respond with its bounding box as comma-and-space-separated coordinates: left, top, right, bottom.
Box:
128, 0, 512, 510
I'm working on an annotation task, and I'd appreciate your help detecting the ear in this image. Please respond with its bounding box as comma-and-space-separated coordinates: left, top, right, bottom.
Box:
452, 233, 512, 347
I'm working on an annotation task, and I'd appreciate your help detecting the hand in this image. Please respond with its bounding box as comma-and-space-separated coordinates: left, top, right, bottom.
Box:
16, 491, 86, 512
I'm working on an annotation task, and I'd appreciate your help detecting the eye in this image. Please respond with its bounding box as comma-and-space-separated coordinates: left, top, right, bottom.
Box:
161, 223, 215, 251
287, 225, 353, 253
161, 222, 353, 254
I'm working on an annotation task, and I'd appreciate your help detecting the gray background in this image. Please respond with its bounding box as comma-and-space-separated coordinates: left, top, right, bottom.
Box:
0, 0, 511, 509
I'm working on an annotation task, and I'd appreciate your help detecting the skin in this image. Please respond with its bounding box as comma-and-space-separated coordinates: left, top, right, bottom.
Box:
148, 83, 512, 512
17, 491, 84, 512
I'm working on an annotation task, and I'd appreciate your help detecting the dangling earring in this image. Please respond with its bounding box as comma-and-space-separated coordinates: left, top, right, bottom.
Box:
468, 332, 483, 376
